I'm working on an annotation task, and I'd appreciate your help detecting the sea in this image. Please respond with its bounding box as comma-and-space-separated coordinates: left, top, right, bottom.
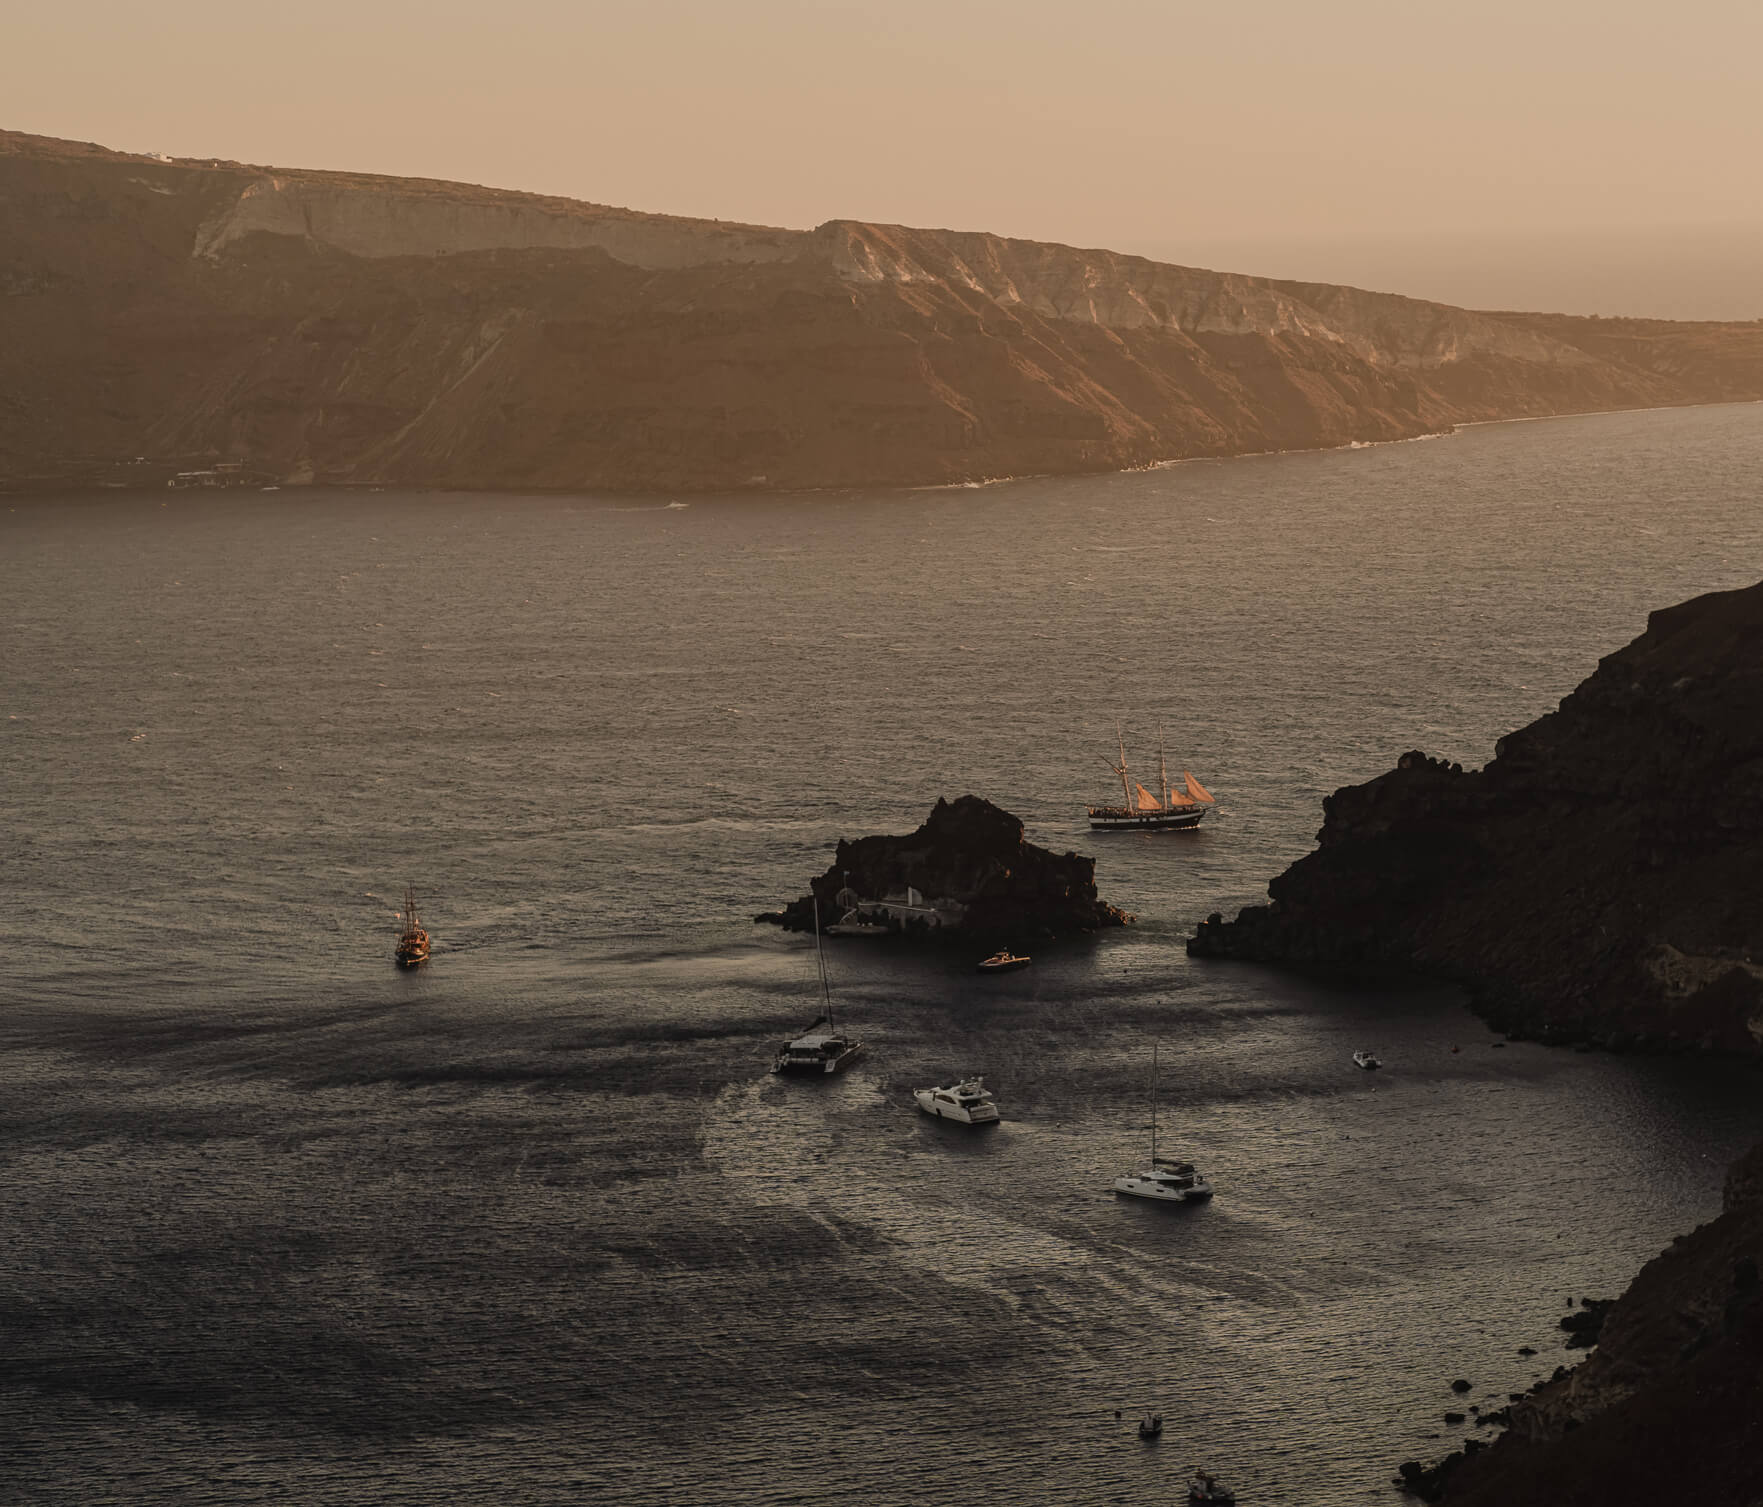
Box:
5, 401, 1763, 1506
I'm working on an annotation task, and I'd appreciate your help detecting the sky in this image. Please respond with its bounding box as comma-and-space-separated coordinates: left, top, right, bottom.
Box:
8, 0, 1763, 318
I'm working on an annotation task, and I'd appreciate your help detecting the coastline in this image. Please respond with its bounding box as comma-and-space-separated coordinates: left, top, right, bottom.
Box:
6, 396, 1759, 504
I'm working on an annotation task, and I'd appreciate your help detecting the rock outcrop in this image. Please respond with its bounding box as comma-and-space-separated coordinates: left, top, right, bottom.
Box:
760, 795, 1127, 942
6, 128, 1763, 494
1190, 579, 1763, 1057
1406, 1140, 1763, 1505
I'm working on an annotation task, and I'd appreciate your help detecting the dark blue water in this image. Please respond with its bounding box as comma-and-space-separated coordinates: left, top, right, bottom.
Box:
4, 402, 1763, 1504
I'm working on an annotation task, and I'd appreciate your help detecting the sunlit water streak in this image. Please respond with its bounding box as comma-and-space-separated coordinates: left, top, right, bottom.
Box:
4, 402, 1763, 1504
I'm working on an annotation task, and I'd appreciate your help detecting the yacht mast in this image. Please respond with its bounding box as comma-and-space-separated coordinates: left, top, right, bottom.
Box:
1157, 721, 1170, 807
1151, 1042, 1158, 1165
813, 895, 833, 1029
1116, 722, 1132, 809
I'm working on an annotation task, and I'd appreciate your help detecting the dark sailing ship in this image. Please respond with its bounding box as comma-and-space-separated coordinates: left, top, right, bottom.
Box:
394, 885, 430, 968
1087, 722, 1215, 832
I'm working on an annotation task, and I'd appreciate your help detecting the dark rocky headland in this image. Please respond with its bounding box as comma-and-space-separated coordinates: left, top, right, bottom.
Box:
1189, 580, 1763, 1504
1398, 1140, 1763, 1506
1190, 579, 1763, 1057
758, 795, 1127, 942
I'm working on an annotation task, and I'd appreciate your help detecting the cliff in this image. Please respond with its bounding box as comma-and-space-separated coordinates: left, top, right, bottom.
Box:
1189, 579, 1763, 1057
6, 127, 1763, 494
760, 795, 1127, 941
1407, 1140, 1763, 1506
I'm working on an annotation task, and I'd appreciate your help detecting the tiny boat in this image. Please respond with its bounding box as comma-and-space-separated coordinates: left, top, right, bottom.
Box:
913, 1076, 1000, 1124
1114, 1044, 1213, 1202
826, 907, 889, 937
393, 885, 430, 968
1352, 1049, 1381, 1070
977, 950, 1031, 973
1188, 1469, 1236, 1505
1137, 1413, 1163, 1440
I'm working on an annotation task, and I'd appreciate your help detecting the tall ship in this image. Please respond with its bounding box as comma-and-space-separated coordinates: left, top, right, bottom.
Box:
393, 885, 430, 968
1087, 723, 1215, 832
773, 901, 866, 1074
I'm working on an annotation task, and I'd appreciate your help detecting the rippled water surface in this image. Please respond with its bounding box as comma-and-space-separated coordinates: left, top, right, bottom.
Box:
5, 403, 1763, 1505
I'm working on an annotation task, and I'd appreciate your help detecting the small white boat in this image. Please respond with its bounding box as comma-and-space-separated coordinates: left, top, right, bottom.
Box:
826, 907, 889, 937
1352, 1049, 1381, 1070
913, 1076, 1000, 1124
1114, 1044, 1213, 1202
1188, 1470, 1236, 1505
1137, 1413, 1163, 1440
977, 950, 1031, 973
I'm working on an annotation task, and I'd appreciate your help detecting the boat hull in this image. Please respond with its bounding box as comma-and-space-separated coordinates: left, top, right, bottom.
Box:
1087, 806, 1206, 832
976, 957, 1031, 973
774, 1043, 865, 1075
1113, 1176, 1212, 1202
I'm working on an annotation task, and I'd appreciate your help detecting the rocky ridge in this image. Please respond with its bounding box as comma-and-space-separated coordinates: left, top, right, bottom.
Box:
1405, 1141, 1763, 1505
1189, 579, 1763, 1057
6, 127, 1763, 494
759, 795, 1127, 942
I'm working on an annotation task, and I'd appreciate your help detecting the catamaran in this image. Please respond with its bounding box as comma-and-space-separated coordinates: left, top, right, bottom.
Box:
1088, 722, 1215, 831
1113, 1043, 1213, 1202
774, 900, 866, 1074
394, 885, 430, 968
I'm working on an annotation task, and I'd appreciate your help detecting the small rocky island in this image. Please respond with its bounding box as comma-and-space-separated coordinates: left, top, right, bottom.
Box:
758, 795, 1128, 942
1190, 579, 1763, 1057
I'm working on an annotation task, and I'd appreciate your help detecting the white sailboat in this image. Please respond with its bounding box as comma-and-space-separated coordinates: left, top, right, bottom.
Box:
1088, 721, 1215, 832
773, 899, 866, 1074
1113, 1044, 1212, 1202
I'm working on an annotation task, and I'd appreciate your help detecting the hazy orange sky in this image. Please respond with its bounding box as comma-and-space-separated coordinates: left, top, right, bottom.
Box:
10, 0, 1762, 317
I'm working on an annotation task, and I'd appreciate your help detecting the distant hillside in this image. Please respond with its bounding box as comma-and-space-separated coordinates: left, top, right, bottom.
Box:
4, 128, 1762, 493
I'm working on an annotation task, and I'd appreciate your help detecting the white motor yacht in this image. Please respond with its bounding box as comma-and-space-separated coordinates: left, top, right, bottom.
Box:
1352, 1049, 1381, 1070
1114, 1044, 1212, 1202
913, 1076, 1000, 1124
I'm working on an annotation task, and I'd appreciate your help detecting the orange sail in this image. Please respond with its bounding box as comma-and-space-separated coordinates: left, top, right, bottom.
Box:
1133, 782, 1163, 812
1183, 771, 1216, 804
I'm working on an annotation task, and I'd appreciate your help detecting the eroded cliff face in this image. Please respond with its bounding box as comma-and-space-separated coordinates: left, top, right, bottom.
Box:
1189, 580, 1763, 1057
5, 127, 1763, 494
1416, 1140, 1763, 1506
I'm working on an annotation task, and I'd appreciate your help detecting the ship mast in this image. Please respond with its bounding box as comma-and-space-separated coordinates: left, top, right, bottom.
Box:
1157, 720, 1170, 808
1107, 722, 1131, 810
